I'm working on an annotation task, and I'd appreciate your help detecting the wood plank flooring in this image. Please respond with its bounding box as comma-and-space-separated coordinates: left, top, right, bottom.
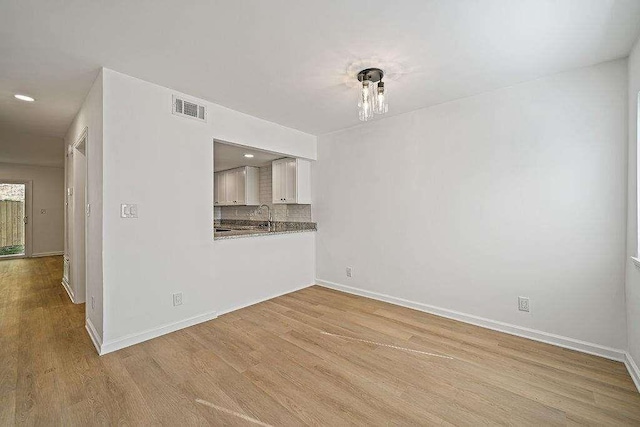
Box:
1, 256, 639, 425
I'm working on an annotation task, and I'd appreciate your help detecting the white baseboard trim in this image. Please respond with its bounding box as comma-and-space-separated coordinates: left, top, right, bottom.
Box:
100, 310, 219, 355
217, 282, 315, 318
61, 278, 75, 304
85, 318, 103, 355
97, 283, 315, 356
625, 352, 640, 393
316, 279, 627, 363
31, 251, 64, 258
0, 254, 26, 260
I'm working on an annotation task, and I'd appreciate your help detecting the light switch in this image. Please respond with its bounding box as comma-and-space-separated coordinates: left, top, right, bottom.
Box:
121, 204, 138, 218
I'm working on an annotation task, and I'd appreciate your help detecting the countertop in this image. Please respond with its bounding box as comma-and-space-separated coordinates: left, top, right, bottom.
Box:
214, 220, 317, 240
214, 228, 316, 240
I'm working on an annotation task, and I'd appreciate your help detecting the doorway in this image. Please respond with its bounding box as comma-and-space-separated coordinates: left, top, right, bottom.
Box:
0, 181, 32, 258
63, 129, 87, 303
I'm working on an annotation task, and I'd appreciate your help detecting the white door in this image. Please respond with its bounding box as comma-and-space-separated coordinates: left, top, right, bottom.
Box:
71, 147, 86, 303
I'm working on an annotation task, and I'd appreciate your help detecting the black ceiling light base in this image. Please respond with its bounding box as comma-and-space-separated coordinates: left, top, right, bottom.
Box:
357, 68, 384, 83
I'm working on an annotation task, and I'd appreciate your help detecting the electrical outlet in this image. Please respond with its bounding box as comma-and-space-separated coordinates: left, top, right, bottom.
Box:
173, 292, 183, 306
346, 267, 353, 278
518, 296, 530, 312
40, 209, 46, 214
91, 296, 95, 310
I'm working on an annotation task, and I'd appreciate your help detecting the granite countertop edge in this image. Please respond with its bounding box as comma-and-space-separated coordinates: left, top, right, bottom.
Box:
214, 228, 316, 240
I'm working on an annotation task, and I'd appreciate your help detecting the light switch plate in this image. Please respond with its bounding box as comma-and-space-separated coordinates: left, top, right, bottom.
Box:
121, 204, 138, 218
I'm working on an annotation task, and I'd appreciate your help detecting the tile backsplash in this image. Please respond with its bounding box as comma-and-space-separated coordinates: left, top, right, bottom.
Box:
214, 164, 312, 222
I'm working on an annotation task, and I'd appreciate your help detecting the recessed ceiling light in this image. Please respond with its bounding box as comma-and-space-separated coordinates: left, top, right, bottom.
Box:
14, 94, 35, 102
244, 154, 254, 158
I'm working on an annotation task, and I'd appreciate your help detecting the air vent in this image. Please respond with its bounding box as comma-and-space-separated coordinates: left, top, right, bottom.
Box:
172, 95, 206, 122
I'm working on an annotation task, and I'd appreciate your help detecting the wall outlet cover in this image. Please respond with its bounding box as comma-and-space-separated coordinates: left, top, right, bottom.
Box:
173, 292, 183, 306
518, 296, 530, 312
346, 267, 353, 278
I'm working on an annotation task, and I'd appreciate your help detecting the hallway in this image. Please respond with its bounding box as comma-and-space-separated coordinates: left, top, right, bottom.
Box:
0, 256, 89, 424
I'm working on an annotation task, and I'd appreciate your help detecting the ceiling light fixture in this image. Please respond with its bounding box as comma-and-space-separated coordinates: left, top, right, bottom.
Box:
14, 94, 35, 102
244, 154, 254, 158
357, 68, 387, 121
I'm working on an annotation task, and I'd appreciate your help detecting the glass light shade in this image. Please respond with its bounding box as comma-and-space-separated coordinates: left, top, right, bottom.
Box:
358, 81, 374, 121
373, 82, 388, 115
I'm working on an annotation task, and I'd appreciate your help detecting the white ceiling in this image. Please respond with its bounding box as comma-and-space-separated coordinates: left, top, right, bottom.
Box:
214, 141, 282, 172
1, 0, 640, 139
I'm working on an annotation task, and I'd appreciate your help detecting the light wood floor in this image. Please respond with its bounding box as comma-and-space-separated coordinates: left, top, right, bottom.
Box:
1, 256, 639, 425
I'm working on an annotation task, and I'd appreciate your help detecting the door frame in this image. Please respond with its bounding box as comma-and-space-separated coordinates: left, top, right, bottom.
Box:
70, 127, 89, 304
0, 179, 33, 259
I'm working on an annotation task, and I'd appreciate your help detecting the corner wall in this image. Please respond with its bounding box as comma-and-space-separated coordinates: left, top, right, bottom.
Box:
315, 59, 629, 354
65, 70, 104, 341
100, 69, 316, 351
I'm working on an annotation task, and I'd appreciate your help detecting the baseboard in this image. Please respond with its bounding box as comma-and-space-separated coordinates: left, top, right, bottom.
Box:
217, 282, 316, 317
61, 278, 75, 304
316, 279, 627, 362
97, 282, 314, 355
31, 251, 64, 257
100, 310, 219, 355
85, 318, 103, 354
625, 352, 640, 393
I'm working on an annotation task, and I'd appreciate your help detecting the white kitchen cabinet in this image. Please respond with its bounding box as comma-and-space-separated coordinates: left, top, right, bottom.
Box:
272, 158, 311, 204
214, 172, 225, 205
214, 166, 259, 206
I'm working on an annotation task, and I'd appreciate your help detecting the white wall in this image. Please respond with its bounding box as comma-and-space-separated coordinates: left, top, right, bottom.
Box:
100, 69, 316, 350
0, 131, 64, 168
625, 38, 640, 368
65, 71, 104, 337
212, 104, 316, 160
315, 59, 628, 351
0, 162, 64, 255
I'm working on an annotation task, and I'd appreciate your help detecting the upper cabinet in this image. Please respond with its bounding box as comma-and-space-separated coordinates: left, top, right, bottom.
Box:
272, 158, 311, 204
214, 166, 259, 206
214, 171, 225, 205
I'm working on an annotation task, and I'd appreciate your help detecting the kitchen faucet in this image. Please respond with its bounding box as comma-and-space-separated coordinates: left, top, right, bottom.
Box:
257, 204, 272, 231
